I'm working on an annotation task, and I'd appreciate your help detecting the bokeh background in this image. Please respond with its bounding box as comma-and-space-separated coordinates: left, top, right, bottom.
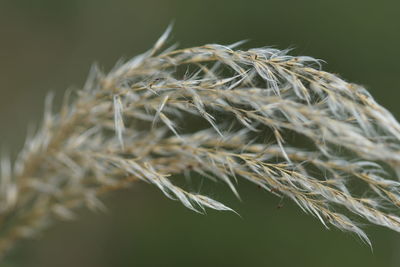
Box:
1, 0, 400, 266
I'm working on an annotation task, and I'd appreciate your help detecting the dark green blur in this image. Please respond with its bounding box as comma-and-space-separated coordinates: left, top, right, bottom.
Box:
0, 0, 399, 266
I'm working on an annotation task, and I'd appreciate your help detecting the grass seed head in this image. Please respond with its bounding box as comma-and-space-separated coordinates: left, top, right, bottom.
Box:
0, 25, 399, 256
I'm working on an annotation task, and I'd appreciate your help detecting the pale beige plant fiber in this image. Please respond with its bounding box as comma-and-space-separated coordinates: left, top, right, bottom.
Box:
1, 25, 400, 257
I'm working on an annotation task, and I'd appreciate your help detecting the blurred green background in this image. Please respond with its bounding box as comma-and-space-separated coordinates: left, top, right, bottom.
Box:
1, 0, 400, 266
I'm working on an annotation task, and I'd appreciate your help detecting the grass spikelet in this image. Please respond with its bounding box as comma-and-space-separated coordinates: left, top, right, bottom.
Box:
0, 25, 400, 257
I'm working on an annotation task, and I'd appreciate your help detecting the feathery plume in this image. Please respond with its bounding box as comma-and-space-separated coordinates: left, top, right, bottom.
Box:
0, 25, 400, 257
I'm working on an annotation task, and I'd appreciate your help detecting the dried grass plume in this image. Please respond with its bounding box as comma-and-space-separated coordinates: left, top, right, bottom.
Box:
1, 25, 400, 257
